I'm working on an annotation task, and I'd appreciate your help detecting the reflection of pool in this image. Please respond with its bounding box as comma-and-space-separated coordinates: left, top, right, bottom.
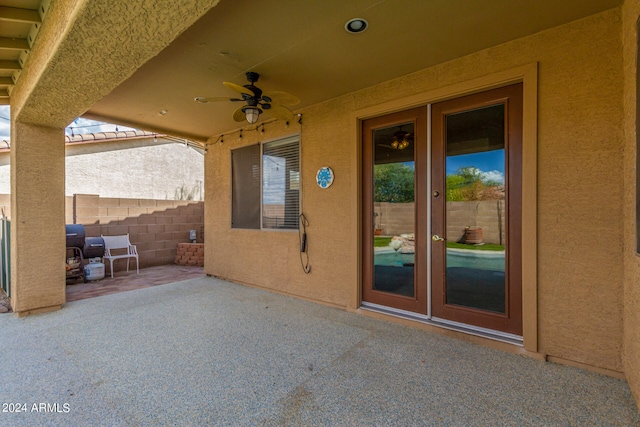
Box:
374, 251, 414, 267
374, 249, 505, 271
446, 249, 505, 271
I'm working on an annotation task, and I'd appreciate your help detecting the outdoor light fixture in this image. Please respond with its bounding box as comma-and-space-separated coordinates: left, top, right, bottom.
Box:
345, 18, 368, 34
243, 107, 262, 124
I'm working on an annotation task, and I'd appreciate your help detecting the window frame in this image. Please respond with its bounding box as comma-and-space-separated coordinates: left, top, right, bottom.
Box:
230, 135, 301, 231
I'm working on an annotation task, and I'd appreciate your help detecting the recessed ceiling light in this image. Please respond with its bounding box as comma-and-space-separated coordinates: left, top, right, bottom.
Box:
345, 18, 368, 34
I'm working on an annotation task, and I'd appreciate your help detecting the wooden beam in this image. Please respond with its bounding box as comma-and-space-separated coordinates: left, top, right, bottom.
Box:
0, 89, 9, 98
0, 6, 41, 24
0, 37, 30, 50
0, 60, 20, 71
0, 77, 13, 86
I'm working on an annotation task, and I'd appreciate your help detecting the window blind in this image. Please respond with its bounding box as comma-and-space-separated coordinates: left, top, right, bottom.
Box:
262, 137, 300, 229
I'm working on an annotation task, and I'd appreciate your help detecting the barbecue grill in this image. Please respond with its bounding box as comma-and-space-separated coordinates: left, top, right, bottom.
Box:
65, 224, 85, 248
83, 237, 105, 259
66, 224, 86, 283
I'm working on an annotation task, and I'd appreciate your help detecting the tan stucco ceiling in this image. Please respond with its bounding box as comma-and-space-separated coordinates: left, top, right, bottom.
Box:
10, 0, 623, 141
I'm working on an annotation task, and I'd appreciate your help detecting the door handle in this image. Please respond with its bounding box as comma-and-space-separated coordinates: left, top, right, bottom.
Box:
432, 234, 446, 242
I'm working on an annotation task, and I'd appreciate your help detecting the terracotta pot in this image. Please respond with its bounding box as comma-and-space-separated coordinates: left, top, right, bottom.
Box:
464, 227, 483, 244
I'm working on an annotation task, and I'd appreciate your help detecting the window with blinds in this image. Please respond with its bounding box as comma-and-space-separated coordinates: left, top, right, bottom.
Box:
262, 136, 300, 229
230, 136, 300, 230
231, 144, 261, 229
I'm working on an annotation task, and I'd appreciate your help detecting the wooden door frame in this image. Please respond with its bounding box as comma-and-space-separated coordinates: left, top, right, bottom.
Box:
430, 83, 523, 335
362, 107, 428, 314
354, 63, 537, 351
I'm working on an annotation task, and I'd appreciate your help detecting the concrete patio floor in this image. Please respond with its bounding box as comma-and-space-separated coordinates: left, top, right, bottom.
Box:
1, 276, 638, 426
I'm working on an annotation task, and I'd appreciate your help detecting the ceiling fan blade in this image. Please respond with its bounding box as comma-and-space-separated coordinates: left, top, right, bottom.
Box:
194, 96, 243, 103
232, 105, 246, 122
268, 105, 295, 122
223, 81, 255, 97
262, 91, 300, 106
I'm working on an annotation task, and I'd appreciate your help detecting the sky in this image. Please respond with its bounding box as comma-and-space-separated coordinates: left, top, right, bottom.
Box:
0, 105, 136, 141
400, 148, 505, 184
0, 106, 9, 141
446, 149, 505, 184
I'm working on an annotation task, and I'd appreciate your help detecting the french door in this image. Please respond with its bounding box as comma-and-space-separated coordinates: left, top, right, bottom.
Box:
362, 84, 523, 335
362, 107, 428, 313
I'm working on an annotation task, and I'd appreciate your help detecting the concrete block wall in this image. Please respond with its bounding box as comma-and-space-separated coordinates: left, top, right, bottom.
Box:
373, 200, 505, 245
70, 194, 203, 271
446, 200, 506, 245
374, 202, 415, 236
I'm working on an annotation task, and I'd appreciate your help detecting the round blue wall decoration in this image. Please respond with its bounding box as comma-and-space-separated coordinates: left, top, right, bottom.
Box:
316, 167, 334, 189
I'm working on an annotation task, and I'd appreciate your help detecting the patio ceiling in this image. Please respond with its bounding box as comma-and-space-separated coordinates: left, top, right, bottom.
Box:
6, 0, 622, 141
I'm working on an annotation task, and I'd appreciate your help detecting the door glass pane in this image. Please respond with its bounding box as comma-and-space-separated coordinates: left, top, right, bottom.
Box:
445, 105, 506, 313
372, 122, 415, 297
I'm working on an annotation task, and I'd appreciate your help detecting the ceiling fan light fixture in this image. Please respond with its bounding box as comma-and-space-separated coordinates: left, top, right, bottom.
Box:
345, 18, 368, 34
392, 130, 411, 150
243, 107, 262, 124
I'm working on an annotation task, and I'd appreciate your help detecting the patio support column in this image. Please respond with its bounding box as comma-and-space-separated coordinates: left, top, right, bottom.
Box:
10, 121, 66, 316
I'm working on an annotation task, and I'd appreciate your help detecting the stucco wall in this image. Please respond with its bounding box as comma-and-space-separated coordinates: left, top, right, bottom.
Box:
622, 0, 640, 406
0, 137, 204, 200
206, 9, 625, 372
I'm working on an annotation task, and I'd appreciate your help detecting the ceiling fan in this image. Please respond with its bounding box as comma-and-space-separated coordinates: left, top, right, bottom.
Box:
194, 72, 300, 124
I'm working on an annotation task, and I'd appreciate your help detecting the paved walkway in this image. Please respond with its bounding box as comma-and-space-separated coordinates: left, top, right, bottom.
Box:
65, 264, 205, 302
1, 276, 639, 426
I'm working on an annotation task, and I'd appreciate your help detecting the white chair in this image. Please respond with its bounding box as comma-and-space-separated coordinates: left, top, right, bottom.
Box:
101, 234, 139, 278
